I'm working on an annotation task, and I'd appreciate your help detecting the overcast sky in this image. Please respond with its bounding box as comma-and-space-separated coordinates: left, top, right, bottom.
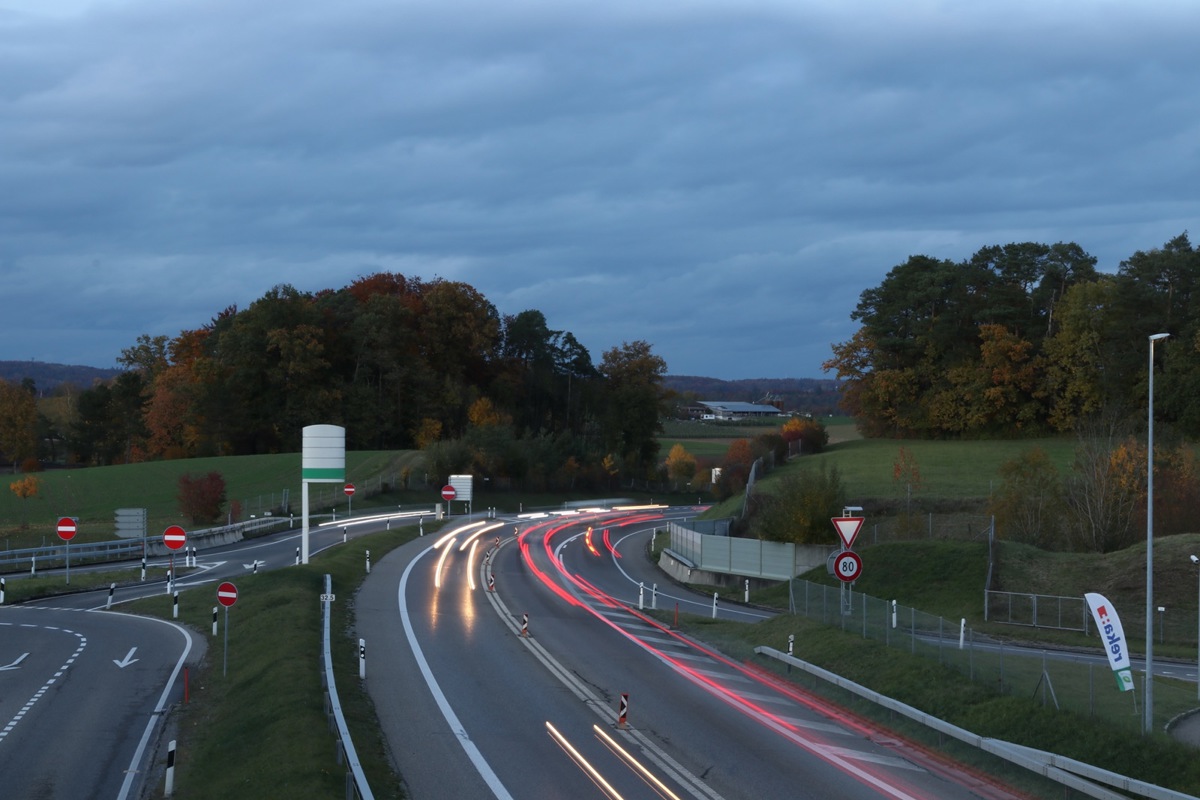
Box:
3, 0, 1197, 380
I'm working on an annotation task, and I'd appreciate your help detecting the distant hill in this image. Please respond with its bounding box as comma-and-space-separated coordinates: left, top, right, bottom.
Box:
663, 375, 842, 416
0, 360, 120, 393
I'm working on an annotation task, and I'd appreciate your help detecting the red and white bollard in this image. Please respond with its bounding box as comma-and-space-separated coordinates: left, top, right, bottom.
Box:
618, 693, 629, 729
521, 613, 529, 637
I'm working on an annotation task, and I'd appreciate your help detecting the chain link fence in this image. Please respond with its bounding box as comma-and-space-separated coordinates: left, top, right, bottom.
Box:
785, 578, 1197, 736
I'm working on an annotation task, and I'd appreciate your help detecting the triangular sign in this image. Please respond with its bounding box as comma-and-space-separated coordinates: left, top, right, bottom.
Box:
832, 516, 865, 550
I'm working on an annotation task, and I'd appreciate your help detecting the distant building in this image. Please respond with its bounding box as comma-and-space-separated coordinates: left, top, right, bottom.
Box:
690, 400, 784, 421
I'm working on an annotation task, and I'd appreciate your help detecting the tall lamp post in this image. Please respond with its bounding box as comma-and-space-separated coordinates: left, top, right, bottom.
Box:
1191, 554, 1199, 701
1145, 332, 1169, 733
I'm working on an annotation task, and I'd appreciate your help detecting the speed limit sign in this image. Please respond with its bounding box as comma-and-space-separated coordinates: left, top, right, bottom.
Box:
834, 550, 862, 583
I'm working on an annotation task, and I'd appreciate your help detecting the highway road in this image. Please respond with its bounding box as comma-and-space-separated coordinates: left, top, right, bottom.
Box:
359, 507, 1027, 800
0, 605, 192, 799
0, 516, 391, 800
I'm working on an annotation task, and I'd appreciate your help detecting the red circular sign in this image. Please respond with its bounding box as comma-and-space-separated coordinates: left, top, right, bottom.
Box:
344, 483, 355, 496
441, 485, 457, 501
835, 550, 863, 583
56, 517, 77, 541
163, 525, 187, 551
217, 581, 238, 607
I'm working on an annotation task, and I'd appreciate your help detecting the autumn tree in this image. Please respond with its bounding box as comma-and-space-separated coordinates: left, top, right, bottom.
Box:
664, 444, 697, 490
177, 471, 227, 525
1152, 443, 1200, 537
780, 417, 828, 455
713, 439, 755, 500
988, 448, 1064, 549
1062, 420, 1144, 553
0, 378, 37, 471
598, 340, 667, 478
9, 475, 40, 529
750, 464, 846, 545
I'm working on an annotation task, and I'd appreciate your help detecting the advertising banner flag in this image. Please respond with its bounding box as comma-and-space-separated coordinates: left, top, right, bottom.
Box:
1085, 592, 1135, 692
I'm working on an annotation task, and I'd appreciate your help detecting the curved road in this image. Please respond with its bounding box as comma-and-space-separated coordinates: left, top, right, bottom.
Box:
0, 605, 193, 799
360, 508, 1025, 800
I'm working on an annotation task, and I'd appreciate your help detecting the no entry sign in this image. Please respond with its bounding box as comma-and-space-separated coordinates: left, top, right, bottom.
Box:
163, 525, 187, 551
441, 485, 457, 501
56, 517, 77, 541
343, 483, 355, 497
217, 581, 239, 607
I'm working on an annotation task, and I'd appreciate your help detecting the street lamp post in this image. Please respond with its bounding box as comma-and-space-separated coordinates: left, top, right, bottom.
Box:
1192, 554, 1200, 701
1146, 332, 1169, 733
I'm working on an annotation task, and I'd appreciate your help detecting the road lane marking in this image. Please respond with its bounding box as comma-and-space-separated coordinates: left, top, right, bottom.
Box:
0, 623, 86, 743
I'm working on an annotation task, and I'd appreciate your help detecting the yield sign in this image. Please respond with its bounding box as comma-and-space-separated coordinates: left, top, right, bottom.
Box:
832, 516, 865, 550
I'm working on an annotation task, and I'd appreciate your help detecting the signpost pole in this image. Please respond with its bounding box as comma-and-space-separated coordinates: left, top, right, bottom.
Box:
56, 517, 77, 585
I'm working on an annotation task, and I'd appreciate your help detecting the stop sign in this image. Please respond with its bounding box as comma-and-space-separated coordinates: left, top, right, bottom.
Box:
163, 525, 187, 551
56, 517, 77, 541
344, 483, 355, 497
217, 581, 238, 607
441, 485, 457, 501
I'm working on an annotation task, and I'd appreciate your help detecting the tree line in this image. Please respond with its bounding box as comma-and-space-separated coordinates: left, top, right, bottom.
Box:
0, 273, 671, 490
823, 233, 1200, 439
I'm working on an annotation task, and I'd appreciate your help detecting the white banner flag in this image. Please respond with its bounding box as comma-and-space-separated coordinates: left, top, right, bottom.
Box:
1085, 592, 1135, 692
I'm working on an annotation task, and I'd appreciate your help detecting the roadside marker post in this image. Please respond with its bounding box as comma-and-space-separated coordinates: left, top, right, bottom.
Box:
107, 583, 115, 610
359, 638, 366, 680
712, 592, 718, 619
165, 739, 177, 797
173, 591, 179, 619
618, 693, 629, 728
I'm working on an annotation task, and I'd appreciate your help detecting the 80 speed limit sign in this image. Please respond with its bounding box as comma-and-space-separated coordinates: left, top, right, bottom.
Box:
834, 550, 862, 583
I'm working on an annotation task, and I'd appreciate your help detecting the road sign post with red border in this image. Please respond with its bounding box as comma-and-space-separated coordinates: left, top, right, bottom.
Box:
441, 484, 456, 515
834, 550, 862, 583
163, 525, 187, 590
344, 483, 355, 517
831, 516, 865, 551
218, 581, 238, 676
57, 517, 76, 584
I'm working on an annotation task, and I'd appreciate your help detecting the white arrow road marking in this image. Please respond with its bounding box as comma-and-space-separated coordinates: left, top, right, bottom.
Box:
0, 653, 29, 671
243, 560, 263, 570
113, 647, 139, 668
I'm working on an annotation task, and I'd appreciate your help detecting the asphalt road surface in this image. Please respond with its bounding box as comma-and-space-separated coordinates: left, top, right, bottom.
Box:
359, 508, 1028, 800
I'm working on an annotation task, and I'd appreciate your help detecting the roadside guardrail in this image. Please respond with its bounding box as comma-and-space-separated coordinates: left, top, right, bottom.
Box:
320, 574, 373, 800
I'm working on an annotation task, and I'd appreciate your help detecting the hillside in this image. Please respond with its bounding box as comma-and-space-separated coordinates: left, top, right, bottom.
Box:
0, 360, 120, 392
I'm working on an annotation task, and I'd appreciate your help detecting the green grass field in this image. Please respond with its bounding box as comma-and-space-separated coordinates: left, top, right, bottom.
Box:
0, 451, 422, 548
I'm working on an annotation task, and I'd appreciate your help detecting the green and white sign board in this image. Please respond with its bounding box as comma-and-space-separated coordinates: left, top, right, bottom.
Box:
301, 425, 346, 563
302, 424, 345, 482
